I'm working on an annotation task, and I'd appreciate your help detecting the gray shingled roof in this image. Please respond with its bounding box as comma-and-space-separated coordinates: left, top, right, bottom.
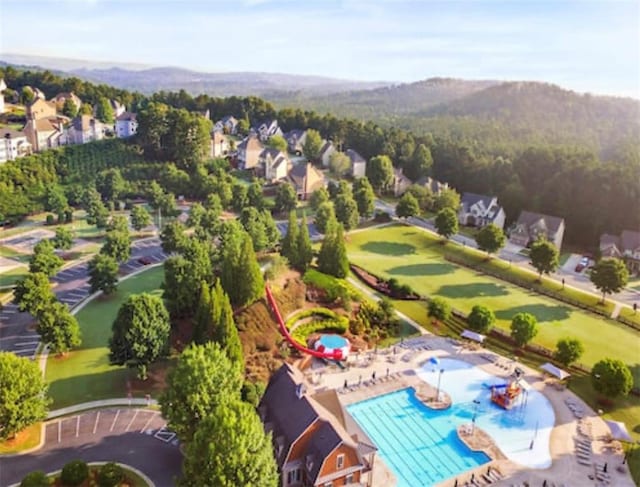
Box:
516, 210, 564, 234
460, 192, 494, 211
116, 111, 136, 122
345, 149, 365, 163
305, 421, 343, 483
621, 230, 640, 252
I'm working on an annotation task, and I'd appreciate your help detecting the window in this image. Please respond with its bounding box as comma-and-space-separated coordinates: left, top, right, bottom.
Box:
346, 474, 354, 484
337, 453, 345, 469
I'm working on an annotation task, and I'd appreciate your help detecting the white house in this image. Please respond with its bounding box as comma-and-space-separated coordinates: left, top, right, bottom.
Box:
214, 115, 239, 135
284, 129, 307, 155
115, 112, 138, 139
319, 141, 336, 168
251, 119, 282, 141
458, 193, 506, 229
346, 149, 366, 178
211, 131, 230, 158
66, 115, 105, 145
0, 128, 32, 163
263, 148, 290, 182
0, 79, 7, 114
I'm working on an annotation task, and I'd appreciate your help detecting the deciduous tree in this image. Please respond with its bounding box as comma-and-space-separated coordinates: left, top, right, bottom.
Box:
396, 192, 420, 218
366, 155, 394, 192
334, 193, 359, 230
101, 229, 131, 263
434, 207, 458, 240
529, 238, 559, 280
302, 129, 323, 161
329, 151, 351, 176
274, 182, 297, 214
0, 352, 49, 440
130, 205, 152, 232
467, 305, 495, 334
353, 177, 375, 219
510, 312, 538, 348
475, 224, 506, 257
267, 135, 287, 152
314, 202, 336, 234
433, 188, 461, 212
427, 297, 451, 322
109, 293, 171, 380
88, 253, 119, 295
52, 226, 74, 250
37, 302, 81, 354
13, 272, 55, 316
591, 358, 633, 397
160, 342, 242, 443
589, 258, 629, 304
554, 338, 584, 367
29, 239, 63, 277
160, 221, 187, 254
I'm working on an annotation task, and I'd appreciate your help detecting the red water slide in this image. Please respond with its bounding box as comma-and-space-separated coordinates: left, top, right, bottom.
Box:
264, 286, 347, 361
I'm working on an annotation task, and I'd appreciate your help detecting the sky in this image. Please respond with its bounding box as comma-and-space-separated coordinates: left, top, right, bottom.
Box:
0, 0, 638, 98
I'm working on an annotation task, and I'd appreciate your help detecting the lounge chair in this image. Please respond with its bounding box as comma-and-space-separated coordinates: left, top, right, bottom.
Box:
577, 458, 592, 466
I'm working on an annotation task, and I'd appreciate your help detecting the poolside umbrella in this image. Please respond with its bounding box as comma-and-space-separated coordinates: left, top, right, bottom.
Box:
429, 357, 440, 366
605, 420, 632, 442
540, 362, 570, 380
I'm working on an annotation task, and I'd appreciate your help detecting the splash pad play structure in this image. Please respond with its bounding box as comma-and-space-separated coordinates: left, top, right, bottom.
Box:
486, 368, 525, 410
265, 286, 350, 361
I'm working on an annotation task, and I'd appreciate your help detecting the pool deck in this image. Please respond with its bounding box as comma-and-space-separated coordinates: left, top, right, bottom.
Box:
303, 335, 635, 487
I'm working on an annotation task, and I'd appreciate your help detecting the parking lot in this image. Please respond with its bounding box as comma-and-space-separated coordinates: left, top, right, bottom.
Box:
276, 221, 323, 241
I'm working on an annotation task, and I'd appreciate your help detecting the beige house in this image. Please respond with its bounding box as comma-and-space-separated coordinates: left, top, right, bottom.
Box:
289, 163, 325, 200
237, 135, 265, 170
392, 167, 412, 196
65, 115, 105, 145
23, 117, 64, 152
263, 148, 290, 182
319, 141, 336, 168
211, 131, 230, 158
600, 230, 640, 274
52, 92, 82, 112
509, 210, 565, 250
26, 98, 57, 121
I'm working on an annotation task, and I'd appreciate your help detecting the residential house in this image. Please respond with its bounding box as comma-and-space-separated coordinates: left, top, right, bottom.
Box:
284, 129, 307, 155
237, 135, 265, 171
458, 193, 506, 229
263, 148, 290, 182
52, 92, 82, 112
0, 78, 6, 114
259, 364, 377, 487
22, 117, 64, 152
0, 128, 32, 163
509, 210, 565, 250
115, 112, 138, 138
214, 115, 239, 135
289, 163, 325, 200
392, 167, 412, 197
600, 230, 640, 274
65, 115, 105, 145
196, 108, 211, 120
26, 98, 57, 121
252, 119, 282, 141
22, 86, 46, 101
211, 131, 230, 158
416, 176, 449, 196
319, 141, 336, 168
346, 149, 366, 178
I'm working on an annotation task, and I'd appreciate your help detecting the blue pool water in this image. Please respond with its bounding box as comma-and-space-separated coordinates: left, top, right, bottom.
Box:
347, 358, 555, 487
348, 388, 489, 487
318, 334, 349, 349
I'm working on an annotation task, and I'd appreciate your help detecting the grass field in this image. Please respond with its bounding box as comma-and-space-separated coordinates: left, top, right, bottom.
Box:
346, 224, 640, 381
46, 266, 167, 409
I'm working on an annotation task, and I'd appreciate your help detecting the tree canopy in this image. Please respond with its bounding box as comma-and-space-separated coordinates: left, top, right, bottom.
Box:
396, 192, 420, 218
475, 224, 506, 256
509, 312, 538, 347
554, 337, 584, 367
591, 358, 633, 397
88, 253, 119, 295
434, 207, 458, 240
589, 257, 629, 303
37, 302, 81, 354
467, 304, 495, 334
29, 239, 63, 277
318, 222, 349, 278
529, 238, 559, 279
366, 155, 394, 192
302, 129, 323, 161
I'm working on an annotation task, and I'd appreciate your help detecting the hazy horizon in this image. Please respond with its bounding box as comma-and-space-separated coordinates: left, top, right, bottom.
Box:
1, 0, 638, 98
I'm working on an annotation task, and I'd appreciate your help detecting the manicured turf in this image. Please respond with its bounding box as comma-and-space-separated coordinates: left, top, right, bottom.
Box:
45, 266, 165, 409
0, 266, 28, 287
346, 224, 640, 377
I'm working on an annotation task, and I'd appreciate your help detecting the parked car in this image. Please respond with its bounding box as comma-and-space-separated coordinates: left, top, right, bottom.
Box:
138, 256, 152, 265
574, 256, 590, 273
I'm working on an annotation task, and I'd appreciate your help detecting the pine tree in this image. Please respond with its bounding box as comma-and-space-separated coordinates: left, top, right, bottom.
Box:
295, 212, 313, 272
235, 235, 265, 307
211, 281, 243, 370
192, 281, 211, 344
281, 210, 298, 265
318, 222, 349, 278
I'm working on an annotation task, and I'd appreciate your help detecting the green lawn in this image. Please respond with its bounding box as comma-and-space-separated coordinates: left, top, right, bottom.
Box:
0, 266, 27, 287
46, 266, 166, 409
346, 224, 640, 380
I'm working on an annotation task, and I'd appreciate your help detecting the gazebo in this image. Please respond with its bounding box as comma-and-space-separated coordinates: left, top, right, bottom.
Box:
460, 329, 485, 343
605, 420, 632, 442
540, 362, 570, 380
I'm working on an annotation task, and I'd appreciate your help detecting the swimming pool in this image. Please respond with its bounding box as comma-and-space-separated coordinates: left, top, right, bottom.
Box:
347, 358, 555, 487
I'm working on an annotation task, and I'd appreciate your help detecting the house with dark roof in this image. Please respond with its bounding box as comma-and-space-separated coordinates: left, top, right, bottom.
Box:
259, 364, 376, 487
600, 230, 640, 274
284, 129, 307, 155
251, 119, 282, 141
214, 115, 239, 134
509, 210, 565, 249
65, 115, 105, 145
392, 167, 412, 197
319, 141, 336, 168
289, 163, 325, 200
416, 176, 449, 196
458, 193, 506, 229
345, 149, 366, 178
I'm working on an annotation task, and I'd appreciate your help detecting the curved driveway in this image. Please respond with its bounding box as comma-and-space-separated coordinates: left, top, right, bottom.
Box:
0, 238, 166, 358
0, 407, 182, 486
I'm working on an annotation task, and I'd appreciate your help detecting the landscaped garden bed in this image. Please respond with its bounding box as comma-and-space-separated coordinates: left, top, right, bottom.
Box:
351, 264, 420, 300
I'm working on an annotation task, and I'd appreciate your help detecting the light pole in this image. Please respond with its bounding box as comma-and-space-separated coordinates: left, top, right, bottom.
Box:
471, 399, 480, 435
435, 368, 444, 401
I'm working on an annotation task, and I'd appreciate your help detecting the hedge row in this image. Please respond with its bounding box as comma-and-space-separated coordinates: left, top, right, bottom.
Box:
291, 318, 350, 346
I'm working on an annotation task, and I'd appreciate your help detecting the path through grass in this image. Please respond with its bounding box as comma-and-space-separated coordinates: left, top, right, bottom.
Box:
46, 266, 166, 409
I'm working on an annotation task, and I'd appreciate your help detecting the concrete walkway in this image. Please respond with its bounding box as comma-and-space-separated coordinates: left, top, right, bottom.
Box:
48, 398, 159, 420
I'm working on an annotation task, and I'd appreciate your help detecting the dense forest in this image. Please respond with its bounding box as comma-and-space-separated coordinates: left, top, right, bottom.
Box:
273, 79, 640, 159
1, 67, 638, 248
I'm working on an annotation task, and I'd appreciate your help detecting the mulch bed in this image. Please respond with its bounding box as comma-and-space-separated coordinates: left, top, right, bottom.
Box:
350, 264, 420, 300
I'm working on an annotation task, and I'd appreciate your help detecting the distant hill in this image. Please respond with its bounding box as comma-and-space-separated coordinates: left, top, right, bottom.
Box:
268, 77, 501, 118
276, 79, 640, 157
0, 53, 389, 97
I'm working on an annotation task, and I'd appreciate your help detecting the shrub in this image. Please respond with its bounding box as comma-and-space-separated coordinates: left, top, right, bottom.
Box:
64, 209, 74, 223
427, 297, 451, 322
60, 460, 89, 486
20, 471, 49, 487
97, 462, 124, 487
467, 305, 495, 334
303, 268, 355, 303
285, 307, 341, 330
45, 214, 56, 226
291, 318, 349, 346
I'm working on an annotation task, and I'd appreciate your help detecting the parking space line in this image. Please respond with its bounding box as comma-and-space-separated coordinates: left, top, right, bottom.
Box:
126, 410, 139, 431
140, 411, 158, 433
76, 416, 80, 437
110, 410, 120, 432
93, 412, 100, 434
58, 420, 61, 443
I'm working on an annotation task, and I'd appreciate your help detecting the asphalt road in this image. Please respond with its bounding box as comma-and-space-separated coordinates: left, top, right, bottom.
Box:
0, 237, 166, 358
0, 407, 182, 486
